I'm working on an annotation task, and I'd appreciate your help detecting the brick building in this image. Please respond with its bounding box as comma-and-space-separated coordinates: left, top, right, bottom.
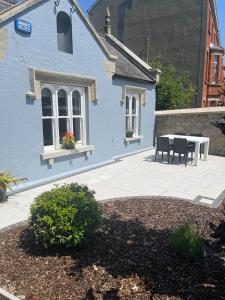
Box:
89, 0, 225, 107
203, 1, 225, 107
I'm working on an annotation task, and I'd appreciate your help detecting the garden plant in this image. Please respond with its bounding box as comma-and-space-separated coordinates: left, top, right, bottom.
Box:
30, 183, 102, 248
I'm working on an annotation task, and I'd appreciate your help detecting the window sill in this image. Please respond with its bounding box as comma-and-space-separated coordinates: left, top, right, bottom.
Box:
124, 135, 144, 144
41, 145, 95, 164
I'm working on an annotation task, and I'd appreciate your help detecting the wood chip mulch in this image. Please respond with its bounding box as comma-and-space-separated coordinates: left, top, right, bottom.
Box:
0, 197, 225, 300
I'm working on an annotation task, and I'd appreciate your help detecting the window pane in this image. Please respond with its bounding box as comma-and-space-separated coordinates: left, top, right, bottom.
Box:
58, 118, 68, 143
132, 97, 136, 114
132, 116, 136, 132
126, 96, 129, 115
42, 119, 53, 146
73, 118, 81, 141
58, 90, 68, 116
125, 116, 130, 131
72, 91, 81, 115
213, 55, 219, 82
41, 88, 53, 117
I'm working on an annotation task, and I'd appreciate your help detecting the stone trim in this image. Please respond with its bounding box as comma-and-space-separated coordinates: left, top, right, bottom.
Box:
122, 85, 147, 105
155, 107, 225, 116
41, 144, 95, 164
0, 0, 42, 23
27, 68, 97, 101
124, 135, 144, 144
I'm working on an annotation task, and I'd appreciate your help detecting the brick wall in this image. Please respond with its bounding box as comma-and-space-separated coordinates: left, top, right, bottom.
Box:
155, 107, 225, 156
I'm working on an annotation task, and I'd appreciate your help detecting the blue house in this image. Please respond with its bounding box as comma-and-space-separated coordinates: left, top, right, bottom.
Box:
0, 0, 159, 193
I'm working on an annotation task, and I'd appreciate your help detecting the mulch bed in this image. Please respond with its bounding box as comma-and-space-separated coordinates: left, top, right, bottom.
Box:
0, 197, 225, 300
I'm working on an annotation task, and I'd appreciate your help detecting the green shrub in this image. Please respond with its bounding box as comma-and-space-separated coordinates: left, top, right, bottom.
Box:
170, 224, 204, 260
30, 183, 102, 249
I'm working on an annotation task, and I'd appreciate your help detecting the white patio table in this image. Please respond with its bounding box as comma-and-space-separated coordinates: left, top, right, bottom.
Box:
162, 134, 210, 166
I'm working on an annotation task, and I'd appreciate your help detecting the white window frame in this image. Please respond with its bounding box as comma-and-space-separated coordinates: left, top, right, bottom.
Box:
41, 84, 86, 152
125, 93, 140, 136
71, 88, 86, 145
41, 84, 56, 152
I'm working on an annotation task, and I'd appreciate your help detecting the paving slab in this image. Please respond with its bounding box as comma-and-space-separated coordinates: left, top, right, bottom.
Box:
0, 149, 225, 230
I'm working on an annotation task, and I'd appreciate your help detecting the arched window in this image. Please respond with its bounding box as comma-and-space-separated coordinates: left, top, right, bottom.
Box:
57, 11, 73, 54
41, 86, 85, 151
41, 88, 54, 148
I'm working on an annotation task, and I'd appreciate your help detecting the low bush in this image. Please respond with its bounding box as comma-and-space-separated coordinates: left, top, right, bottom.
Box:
30, 183, 102, 249
170, 223, 204, 260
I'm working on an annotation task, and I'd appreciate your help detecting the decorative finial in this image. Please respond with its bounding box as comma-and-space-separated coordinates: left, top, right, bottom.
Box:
104, 6, 111, 35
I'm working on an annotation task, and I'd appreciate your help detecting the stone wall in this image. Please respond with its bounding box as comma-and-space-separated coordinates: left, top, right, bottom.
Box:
155, 107, 225, 156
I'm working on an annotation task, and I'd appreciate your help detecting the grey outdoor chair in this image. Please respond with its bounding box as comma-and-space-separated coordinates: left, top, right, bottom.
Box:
155, 137, 173, 163
172, 138, 193, 167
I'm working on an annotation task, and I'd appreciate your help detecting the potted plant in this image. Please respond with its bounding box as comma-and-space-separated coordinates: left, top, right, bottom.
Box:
126, 129, 134, 138
62, 132, 76, 149
0, 171, 24, 203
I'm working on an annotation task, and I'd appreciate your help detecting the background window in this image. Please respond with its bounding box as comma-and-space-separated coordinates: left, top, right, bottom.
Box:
57, 11, 73, 54
213, 55, 219, 83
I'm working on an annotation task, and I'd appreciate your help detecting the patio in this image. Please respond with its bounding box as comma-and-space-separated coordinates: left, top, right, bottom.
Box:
1, 148, 225, 230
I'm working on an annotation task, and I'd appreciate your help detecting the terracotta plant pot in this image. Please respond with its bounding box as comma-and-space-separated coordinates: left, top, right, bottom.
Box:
0, 186, 7, 203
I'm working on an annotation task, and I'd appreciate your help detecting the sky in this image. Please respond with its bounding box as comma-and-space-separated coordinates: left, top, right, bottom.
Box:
78, 0, 225, 49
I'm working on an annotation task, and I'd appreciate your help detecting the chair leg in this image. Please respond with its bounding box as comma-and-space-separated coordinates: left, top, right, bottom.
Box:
191, 151, 193, 163
185, 153, 187, 167
172, 151, 175, 164
168, 152, 170, 164
155, 150, 158, 162
162, 152, 164, 160
179, 153, 181, 162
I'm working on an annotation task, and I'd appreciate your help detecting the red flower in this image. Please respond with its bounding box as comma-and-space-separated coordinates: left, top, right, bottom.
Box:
64, 132, 74, 137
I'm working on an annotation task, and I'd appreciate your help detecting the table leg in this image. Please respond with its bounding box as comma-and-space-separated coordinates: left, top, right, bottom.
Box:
204, 140, 209, 160
194, 142, 200, 166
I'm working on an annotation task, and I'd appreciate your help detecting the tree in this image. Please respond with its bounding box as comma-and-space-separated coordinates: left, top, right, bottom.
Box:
150, 56, 196, 110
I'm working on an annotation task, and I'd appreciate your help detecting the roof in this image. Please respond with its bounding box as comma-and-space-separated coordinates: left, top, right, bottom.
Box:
102, 34, 159, 83
0, 0, 16, 12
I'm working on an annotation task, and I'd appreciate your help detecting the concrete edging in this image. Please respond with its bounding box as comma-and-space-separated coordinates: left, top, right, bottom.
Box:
0, 288, 20, 300
0, 221, 28, 234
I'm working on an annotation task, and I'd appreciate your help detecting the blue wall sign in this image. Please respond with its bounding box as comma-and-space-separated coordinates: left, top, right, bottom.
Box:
15, 19, 32, 34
